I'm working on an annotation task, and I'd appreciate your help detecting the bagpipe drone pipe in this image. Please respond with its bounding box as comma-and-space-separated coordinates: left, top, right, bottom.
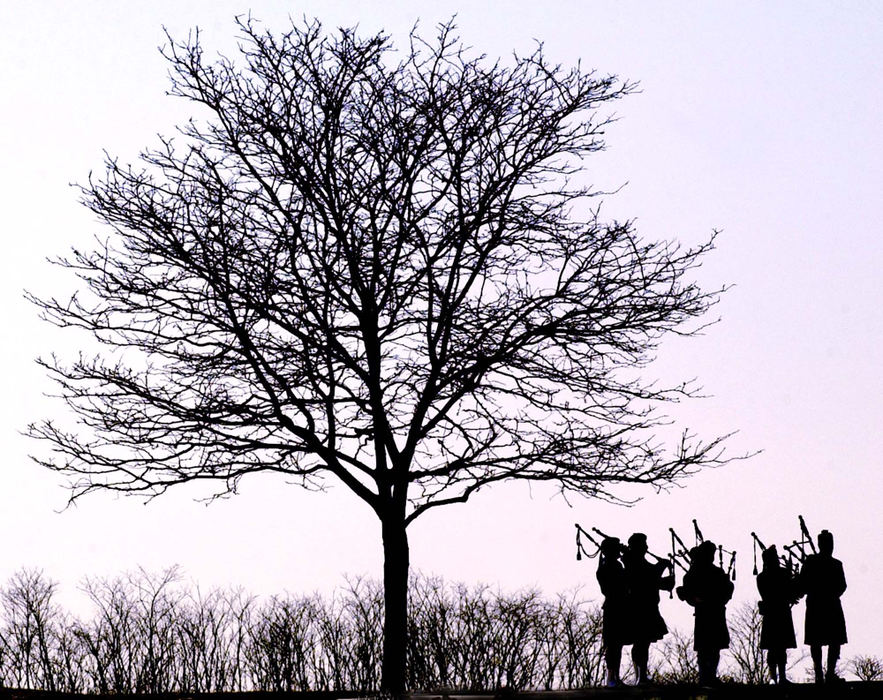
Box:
752, 514, 817, 576
669, 518, 737, 581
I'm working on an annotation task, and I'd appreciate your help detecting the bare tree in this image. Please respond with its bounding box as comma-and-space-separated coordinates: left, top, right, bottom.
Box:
29, 16, 731, 692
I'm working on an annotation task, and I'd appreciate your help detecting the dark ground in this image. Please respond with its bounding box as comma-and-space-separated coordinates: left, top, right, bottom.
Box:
415, 682, 883, 698
1, 685, 880, 700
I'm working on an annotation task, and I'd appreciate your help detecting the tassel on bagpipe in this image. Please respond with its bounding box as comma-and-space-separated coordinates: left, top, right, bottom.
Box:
751, 531, 766, 576
752, 531, 797, 576
575, 523, 599, 561
751, 531, 797, 577
575, 524, 621, 560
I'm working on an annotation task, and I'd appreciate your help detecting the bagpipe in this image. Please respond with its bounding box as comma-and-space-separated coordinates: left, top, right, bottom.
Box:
670, 519, 737, 581
575, 523, 676, 596
750, 515, 812, 611
574, 524, 673, 567
751, 514, 815, 577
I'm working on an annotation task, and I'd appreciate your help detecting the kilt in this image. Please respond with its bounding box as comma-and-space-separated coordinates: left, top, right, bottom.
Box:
805, 598, 847, 646
760, 602, 797, 650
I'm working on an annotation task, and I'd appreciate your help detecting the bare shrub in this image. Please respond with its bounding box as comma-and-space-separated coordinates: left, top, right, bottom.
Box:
0, 568, 615, 692
849, 655, 883, 681
176, 586, 253, 691
0, 569, 68, 691
545, 591, 605, 689
74, 573, 139, 692
406, 578, 604, 691
245, 594, 321, 691
74, 567, 184, 693
725, 602, 766, 684
654, 627, 698, 684
337, 577, 384, 691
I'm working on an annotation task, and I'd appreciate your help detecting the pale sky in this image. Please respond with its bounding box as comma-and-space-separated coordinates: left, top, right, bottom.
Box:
2, 0, 882, 664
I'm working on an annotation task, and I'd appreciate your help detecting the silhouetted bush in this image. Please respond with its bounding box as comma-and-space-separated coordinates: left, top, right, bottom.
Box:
849, 655, 883, 682
0, 568, 606, 692
724, 602, 766, 684
406, 578, 605, 690
653, 627, 699, 685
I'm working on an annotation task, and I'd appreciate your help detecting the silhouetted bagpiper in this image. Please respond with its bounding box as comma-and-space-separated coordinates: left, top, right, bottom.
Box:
623, 532, 674, 685
756, 544, 800, 684
798, 529, 847, 684
676, 540, 733, 686
596, 536, 628, 687
577, 525, 676, 687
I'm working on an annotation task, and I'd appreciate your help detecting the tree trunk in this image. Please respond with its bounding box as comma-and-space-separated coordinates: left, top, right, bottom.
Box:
381, 513, 410, 695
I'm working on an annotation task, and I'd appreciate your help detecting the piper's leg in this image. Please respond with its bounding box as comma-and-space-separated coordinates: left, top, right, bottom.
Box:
811, 645, 824, 684
605, 645, 622, 687
697, 649, 719, 686
708, 649, 720, 684
631, 642, 649, 684
777, 649, 789, 684
766, 650, 778, 684
826, 644, 842, 682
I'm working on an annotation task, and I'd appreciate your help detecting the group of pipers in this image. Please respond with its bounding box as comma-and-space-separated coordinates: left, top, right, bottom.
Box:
589, 526, 846, 688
